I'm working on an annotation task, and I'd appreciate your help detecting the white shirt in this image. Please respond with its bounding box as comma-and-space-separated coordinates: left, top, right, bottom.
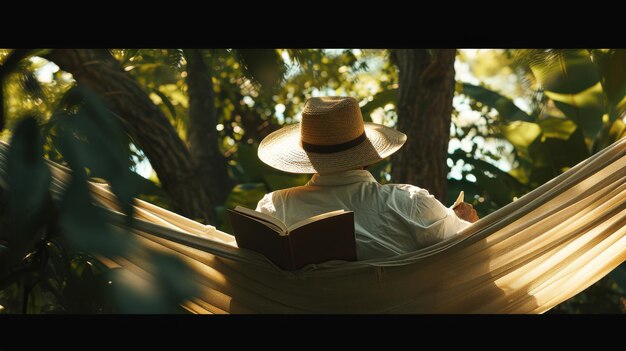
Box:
255, 169, 471, 260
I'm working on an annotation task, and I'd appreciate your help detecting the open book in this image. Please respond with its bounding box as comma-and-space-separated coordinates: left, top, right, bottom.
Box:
227, 206, 357, 270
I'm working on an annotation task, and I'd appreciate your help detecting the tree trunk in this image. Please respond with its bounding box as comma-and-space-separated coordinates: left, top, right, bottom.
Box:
391, 49, 456, 201
48, 49, 216, 223
183, 49, 232, 206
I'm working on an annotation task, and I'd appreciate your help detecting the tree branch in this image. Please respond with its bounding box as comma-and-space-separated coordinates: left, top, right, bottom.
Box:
47, 49, 216, 223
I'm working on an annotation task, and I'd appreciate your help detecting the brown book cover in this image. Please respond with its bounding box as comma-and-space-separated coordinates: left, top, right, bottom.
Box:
227, 206, 357, 270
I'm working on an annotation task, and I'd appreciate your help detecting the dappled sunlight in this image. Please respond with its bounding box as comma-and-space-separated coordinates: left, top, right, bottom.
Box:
60, 137, 625, 313
1, 48, 626, 313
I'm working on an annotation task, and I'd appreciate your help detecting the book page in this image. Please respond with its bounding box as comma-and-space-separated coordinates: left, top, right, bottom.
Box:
451, 191, 464, 209
234, 205, 288, 234
233, 211, 286, 234
287, 209, 348, 232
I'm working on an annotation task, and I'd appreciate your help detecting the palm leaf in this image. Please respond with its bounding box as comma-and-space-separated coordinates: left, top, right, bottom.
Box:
525, 50, 604, 139
529, 50, 600, 95
460, 83, 532, 122
235, 49, 286, 90
594, 49, 626, 121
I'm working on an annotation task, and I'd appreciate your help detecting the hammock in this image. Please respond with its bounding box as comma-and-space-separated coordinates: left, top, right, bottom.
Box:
1, 137, 625, 313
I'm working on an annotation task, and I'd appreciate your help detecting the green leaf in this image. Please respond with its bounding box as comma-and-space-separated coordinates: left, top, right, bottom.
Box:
499, 121, 542, 161
596, 49, 626, 108
59, 175, 130, 257
223, 183, 268, 211
609, 265, 626, 293
152, 251, 200, 306
235, 49, 286, 90
526, 128, 590, 185
461, 83, 532, 122
236, 143, 311, 191
608, 118, 626, 143
537, 63, 605, 140
472, 171, 514, 207
450, 149, 527, 194
538, 117, 578, 140
236, 143, 275, 183
54, 87, 138, 220
360, 88, 398, 122
552, 100, 604, 140
109, 268, 169, 313
531, 50, 600, 95
508, 167, 530, 185
6, 117, 51, 231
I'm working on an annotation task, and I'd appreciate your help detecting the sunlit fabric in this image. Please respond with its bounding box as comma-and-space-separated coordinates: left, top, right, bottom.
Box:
1, 136, 625, 313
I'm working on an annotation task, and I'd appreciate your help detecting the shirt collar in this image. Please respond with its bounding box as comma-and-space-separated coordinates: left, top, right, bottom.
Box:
306, 169, 378, 187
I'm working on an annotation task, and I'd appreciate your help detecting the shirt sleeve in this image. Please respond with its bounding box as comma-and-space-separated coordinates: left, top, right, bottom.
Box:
404, 186, 471, 247
255, 192, 276, 214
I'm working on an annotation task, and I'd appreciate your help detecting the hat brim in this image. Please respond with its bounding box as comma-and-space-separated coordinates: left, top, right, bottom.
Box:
258, 122, 407, 174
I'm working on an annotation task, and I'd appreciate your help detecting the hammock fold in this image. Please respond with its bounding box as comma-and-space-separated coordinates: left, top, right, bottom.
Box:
1, 136, 625, 313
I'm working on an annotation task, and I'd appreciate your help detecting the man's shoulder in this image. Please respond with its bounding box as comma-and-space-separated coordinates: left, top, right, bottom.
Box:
261, 185, 311, 203
270, 184, 312, 196
379, 183, 432, 198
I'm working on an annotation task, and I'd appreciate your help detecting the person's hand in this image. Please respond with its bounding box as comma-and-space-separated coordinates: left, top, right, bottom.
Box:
453, 202, 479, 223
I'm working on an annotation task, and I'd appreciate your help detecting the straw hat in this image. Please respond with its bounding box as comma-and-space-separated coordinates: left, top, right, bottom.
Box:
258, 96, 407, 174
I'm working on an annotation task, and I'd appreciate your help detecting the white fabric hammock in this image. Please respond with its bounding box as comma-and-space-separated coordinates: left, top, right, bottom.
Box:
2, 136, 625, 313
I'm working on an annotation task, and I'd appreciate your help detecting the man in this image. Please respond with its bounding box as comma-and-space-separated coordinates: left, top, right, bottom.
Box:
255, 96, 478, 260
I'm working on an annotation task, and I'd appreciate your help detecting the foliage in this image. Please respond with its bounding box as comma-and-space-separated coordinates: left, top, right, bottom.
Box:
456, 49, 626, 313
1, 48, 383, 313
0, 72, 199, 313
